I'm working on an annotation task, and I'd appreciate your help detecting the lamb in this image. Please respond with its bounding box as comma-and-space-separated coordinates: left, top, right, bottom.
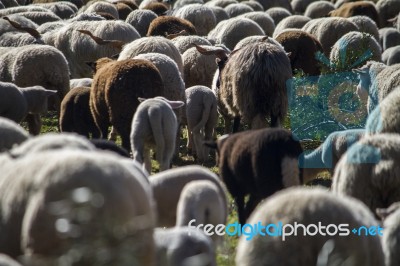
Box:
207, 17, 265, 50
275, 29, 324, 76
146, 16, 197, 38
69, 78, 92, 89
348, 15, 379, 41
332, 133, 400, 216
207, 128, 303, 224
265, 7, 292, 25
0, 82, 57, 135
118, 36, 184, 75
239, 11, 275, 37
172, 35, 212, 53
0, 149, 155, 265
329, 31, 382, 71
130, 97, 184, 172
273, 15, 311, 38
304, 1, 335, 18
149, 165, 227, 227
236, 187, 384, 266
173, 4, 217, 35
379, 27, 400, 51
196, 40, 291, 131
125, 9, 157, 37
365, 87, 400, 135
176, 180, 226, 245
224, 3, 254, 17
299, 129, 365, 183
89, 57, 165, 151
154, 227, 216, 266
328, 1, 380, 27
382, 46, 400, 65
376, 0, 400, 28
59, 86, 100, 139
0, 117, 29, 152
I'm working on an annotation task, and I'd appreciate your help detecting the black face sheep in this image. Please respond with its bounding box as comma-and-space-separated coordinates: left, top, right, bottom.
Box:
146, 16, 197, 38
235, 187, 384, 266
196, 40, 291, 132
130, 97, 184, 172
332, 133, 400, 216
89, 57, 165, 151
149, 165, 228, 227
59, 86, 100, 139
207, 128, 303, 225
275, 29, 324, 76
0, 117, 29, 152
185, 85, 218, 162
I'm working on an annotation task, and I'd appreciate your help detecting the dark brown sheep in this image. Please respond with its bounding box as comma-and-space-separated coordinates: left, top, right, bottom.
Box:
329, 1, 380, 27
116, 0, 138, 10
275, 30, 324, 76
115, 2, 133, 20
60, 86, 100, 139
90, 58, 164, 151
147, 16, 197, 37
142, 2, 169, 16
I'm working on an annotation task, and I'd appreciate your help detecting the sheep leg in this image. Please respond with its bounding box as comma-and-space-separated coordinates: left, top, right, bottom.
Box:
270, 114, 281, 128
25, 114, 42, 135
244, 195, 261, 221
186, 128, 194, 155
193, 130, 205, 162
251, 114, 267, 129
235, 196, 246, 225
232, 116, 240, 133
223, 116, 232, 134
108, 126, 118, 141
144, 148, 152, 173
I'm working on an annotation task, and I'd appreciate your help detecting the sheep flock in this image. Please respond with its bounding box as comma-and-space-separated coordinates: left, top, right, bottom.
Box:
2, 0, 400, 265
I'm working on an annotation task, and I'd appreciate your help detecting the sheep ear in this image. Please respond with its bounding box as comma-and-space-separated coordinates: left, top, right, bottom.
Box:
203, 140, 218, 149
86, 61, 97, 71
166, 100, 185, 109
195, 44, 228, 60
138, 97, 147, 102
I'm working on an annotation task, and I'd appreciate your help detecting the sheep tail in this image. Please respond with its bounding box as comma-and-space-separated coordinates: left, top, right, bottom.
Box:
149, 109, 165, 166
192, 100, 212, 134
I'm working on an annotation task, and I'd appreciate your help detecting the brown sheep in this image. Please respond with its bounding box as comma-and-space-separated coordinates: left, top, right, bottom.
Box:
147, 16, 197, 38
115, 2, 133, 20
90, 58, 164, 151
60, 86, 100, 139
329, 1, 380, 27
275, 29, 324, 76
142, 2, 169, 16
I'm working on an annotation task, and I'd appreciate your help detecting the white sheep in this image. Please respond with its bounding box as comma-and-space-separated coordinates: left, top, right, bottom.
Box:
130, 97, 184, 172
176, 180, 227, 245
15, 11, 62, 25
0, 82, 57, 135
0, 117, 29, 152
154, 227, 216, 266
265, 7, 292, 25
236, 187, 384, 266
304, 1, 335, 18
173, 4, 217, 36
332, 133, 400, 215
125, 9, 157, 37
207, 6, 230, 24
273, 15, 310, 38
185, 85, 218, 162
81, 1, 119, 19
150, 165, 228, 227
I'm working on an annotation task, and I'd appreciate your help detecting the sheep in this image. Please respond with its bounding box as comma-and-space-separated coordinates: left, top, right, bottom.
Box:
302, 17, 358, 56
118, 36, 184, 75
207, 17, 265, 50
154, 227, 216, 266
241, 1, 263, 11
130, 97, 183, 172
172, 35, 212, 53
89, 138, 130, 158
196, 40, 291, 131
207, 128, 303, 224
348, 15, 379, 41
382, 46, 400, 65
332, 133, 400, 216
265, 7, 292, 25
59, 86, 100, 139
291, 0, 314, 14
149, 165, 227, 227
0, 117, 29, 152
185, 86, 218, 162
0, 6, 51, 17
125, 9, 157, 37
328, 1, 380, 27
235, 187, 384, 266
256, 0, 292, 13
376, 0, 400, 28
329, 31, 382, 71
115, 2, 133, 20
275, 30, 324, 76
176, 180, 226, 245
81, 1, 119, 19
299, 129, 365, 183
353, 61, 400, 113
15, 11, 62, 25
239, 11, 275, 37
207, 6, 230, 24
304, 1, 335, 18
379, 27, 400, 51
0, 149, 155, 265
89, 57, 164, 151
233, 35, 282, 50
224, 3, 253, 17
273, 15, 311, 38
34, 2, 77, 19
69, 78, 92, 89
365, 87, 400, 135
146, 16, 197, 38
142, 2, 169, 16
173, 4, 217, 35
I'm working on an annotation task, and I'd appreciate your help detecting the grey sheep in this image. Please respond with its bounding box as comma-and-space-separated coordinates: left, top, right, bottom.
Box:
172, 35, 212, 54
15, 11, 61, 25
236, 187, 384, 266
154, 227, 216, 266
34, 2, 77, 19
173, 4, 217, 35
348, 15, 379, 41
332, 133, 400, 216
239, 11, 275, 37
207, 6, 230, 24
224, 3, 253, 17
304, 1, 335, 18
265, 7, 292, 25
379, 27, 400, 51
185, 86, 218, 162
257, 0, 292, 13
149, 165, 228, 227
382, 46, 400, 65
241, 1, 263, 11
81, 1, 119, 19
125, 9, 157, 37
130, 97, 184, 172
273, 15, 311, 38
376, 0, 400, 28
0, 117, 29, 152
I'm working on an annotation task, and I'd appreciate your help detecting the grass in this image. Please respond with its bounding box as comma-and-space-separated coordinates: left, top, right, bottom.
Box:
36, 112, 330, 266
